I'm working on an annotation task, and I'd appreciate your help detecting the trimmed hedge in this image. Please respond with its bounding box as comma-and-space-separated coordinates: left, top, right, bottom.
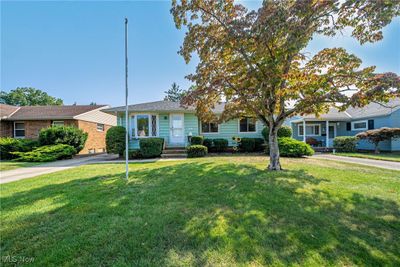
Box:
139, 138, 164, 158
254, 138, 265, 152
39, 126, 88, 153
333, 136, 358, 152
0, 138, 39, 160
278, 137, 314, 157
106, 126, 126, 156
213, 138, 228, 152
124, 149, 142, 159
190, 136, 204, 145
203, 139, 213, 151
262, 126, 292, 141
240, 138, 255, 152
12, 144, 76, 162
187, 145, 208, 158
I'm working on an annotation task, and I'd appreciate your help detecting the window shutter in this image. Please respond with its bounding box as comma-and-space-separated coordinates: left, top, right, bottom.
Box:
368, 120, 374, 130
346, 122, 351, 131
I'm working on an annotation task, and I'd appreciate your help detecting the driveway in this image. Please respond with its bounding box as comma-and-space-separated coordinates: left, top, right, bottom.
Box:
0, 154, 118, 184
313, 154, 400, 171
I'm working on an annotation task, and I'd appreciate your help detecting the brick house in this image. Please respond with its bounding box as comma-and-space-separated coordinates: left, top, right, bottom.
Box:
0, 104, 116, 154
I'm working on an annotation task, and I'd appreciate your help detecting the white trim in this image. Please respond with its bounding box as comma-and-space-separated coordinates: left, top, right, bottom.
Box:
13, 121, 25, 139
200, 121, 220, 134
169, 113, 185, 144
351, 120, 368, 131
298, 123, 321, 137
52, 120, 65, 126
129, 113, 159, 138
96, 123, 105, 132
327, 122, 337, 148
238, 117, 257, 133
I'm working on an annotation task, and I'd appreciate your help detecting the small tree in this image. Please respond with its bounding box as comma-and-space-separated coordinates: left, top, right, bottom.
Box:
0, 87, 63, 106
356, 127, 400, 154
164, 82, 187, 102
106, 126, 126, 156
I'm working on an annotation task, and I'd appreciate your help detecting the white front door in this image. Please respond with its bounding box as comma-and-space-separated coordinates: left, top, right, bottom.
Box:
328, 124, 336, 148
170, 114, 185, 145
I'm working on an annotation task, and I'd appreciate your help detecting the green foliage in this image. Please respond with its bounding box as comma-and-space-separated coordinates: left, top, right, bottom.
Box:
278, 138, 314, 157
12, 144, 76, 162
262, 126, 292, 141
106, 126, 126, 156
190, 136, 204, 145
124, 149, 142, 159
0, 138, 39, 160
187, 145, 207, 158
240, 138, 256, 152
203, 138, 213, 151
39, 126, 88, 153
213, 138, 228, 152
333, 136, 359, 152
0, 87, 63, 106
254, 138, 265, 152
139, 138, 164, 158
163, 82, 187, 102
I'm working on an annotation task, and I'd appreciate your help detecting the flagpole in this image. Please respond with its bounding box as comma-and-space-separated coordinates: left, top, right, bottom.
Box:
125, 18, 129, 180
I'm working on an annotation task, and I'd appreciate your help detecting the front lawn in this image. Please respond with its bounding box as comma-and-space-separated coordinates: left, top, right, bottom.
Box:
335, 152, 400, 162
0, 161, 41, 171
1, 157, 399, 266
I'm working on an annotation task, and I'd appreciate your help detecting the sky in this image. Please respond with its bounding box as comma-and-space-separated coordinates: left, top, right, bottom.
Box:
1, 1, 399, 107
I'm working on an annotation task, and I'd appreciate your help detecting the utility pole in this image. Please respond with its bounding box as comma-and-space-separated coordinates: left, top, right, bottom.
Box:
125, 18, 129, 180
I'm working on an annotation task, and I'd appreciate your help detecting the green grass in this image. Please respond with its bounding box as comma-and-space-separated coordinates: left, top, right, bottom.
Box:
0, 161, 41, 171
335, 152, 400, 162
1, 156, 399, 266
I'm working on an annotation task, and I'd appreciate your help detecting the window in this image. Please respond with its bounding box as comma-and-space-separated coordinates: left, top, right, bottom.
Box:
351, 120, 368, 131
239, 118, 256, 133
201, 122, 219, 133
97, 123, 105, 132
52, 121, 64, 127
14, 122, 25, 138
298, 124, 320, 136
130, 114, 158, 138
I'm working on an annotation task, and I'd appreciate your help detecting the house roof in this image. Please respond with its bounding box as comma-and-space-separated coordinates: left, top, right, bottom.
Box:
103, 100, 226, 113
0, 105, 109, 120
0, 104, 20, 119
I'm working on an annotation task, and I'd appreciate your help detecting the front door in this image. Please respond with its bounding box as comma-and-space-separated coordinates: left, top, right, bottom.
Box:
170, 114, 185, 145
328, 124, 336, 148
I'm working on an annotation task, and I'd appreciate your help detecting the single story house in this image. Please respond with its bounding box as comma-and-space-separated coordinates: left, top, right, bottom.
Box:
103, 101, 265, 149
290, 98, 400, 151
0, 104, 117, 154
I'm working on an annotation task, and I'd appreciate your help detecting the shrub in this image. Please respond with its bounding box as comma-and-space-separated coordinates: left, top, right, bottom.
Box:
333, 136, 358, 152
124, 149, 142, 159
187, 145, 207, 158
12, 144, 76, 162
356, 127, 400, 153
139, 138, 164, 158
190, 136, 204, 145
106, 126, 126, 156
240, 138, 255, 152
0, 138, 39, 160
254, 138, 265, 152
278, 137, 314, 157
213, 138, 228, 152
262, 126, 292, 141
306, 137, 320, 147
203, 138, 213, 151
39, 126, 88, 153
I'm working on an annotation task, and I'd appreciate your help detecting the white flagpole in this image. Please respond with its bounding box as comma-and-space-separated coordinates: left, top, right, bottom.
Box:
125, 18, 129, 180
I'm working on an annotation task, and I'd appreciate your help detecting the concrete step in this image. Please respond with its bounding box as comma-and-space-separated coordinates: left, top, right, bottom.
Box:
162, 149, 186, 154
161, 153, 187, 159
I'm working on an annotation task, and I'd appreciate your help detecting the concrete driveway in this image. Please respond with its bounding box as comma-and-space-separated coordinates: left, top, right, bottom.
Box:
313, 154, 400, 171
0, 154, 118, 184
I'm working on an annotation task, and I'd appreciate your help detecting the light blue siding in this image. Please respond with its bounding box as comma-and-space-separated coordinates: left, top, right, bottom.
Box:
391, 109, 400, 151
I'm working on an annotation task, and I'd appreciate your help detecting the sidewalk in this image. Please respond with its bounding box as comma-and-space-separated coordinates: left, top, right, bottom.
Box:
0, 154, 118, 184
312, 154, 400, 171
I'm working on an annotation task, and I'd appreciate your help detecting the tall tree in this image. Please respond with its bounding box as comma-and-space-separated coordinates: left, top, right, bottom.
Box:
171, 0, 400, 170
164, 82, 186, 102
0, 87, 63, 106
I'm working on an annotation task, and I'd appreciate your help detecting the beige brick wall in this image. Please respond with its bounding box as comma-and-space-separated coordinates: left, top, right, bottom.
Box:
77, 120, 112, 154
0, 121, 13, 137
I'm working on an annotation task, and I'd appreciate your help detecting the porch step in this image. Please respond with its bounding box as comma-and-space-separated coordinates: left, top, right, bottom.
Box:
161, 147, 187, 158
161, 153, 187, 159
162, 149, 186, 154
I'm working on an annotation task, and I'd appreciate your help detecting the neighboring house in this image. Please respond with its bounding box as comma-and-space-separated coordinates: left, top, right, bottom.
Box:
103, 101, 264, 149
0, 104, 117, 154
290, 98, 400, 151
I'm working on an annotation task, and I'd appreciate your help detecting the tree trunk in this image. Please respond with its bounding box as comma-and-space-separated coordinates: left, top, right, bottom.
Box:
268, 128, 282, 171
374, 142, 380, 154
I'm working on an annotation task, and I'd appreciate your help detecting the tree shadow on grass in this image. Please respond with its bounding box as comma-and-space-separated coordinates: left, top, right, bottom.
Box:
1, 162, 399, 266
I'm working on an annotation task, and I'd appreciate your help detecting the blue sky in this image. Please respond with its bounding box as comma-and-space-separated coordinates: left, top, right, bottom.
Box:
1, 1, 399, 107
